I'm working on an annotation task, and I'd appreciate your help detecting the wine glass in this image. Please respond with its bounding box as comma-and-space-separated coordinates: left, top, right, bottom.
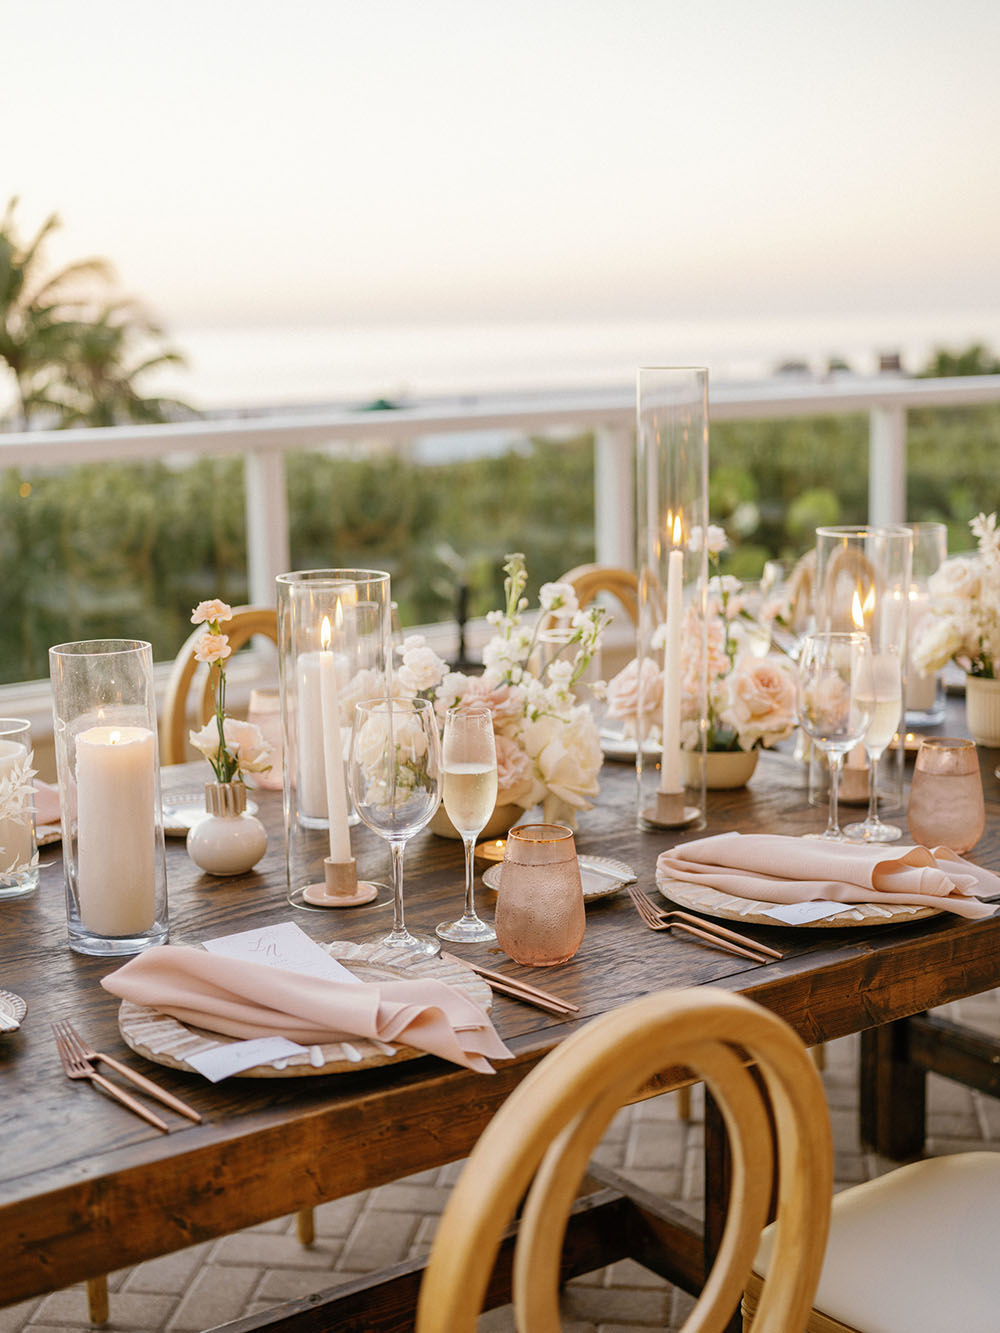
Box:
797, 631, 874, 840
844, 647, 904, 842
436, 706, 499, 943
347, 697, 442, 956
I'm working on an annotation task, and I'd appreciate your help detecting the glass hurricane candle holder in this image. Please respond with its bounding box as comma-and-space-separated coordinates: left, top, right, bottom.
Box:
48, 640, 168, 956
905, 521, 948, 726
635, 367, 709, 833
276, 569, 392, 909
495, 823, 585, 966
907, 737, 985, 855
0, 718, 39, 900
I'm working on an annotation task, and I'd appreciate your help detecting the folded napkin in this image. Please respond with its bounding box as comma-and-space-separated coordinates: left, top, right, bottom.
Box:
657, 833, 1000, 920
102, 946, 513, 1074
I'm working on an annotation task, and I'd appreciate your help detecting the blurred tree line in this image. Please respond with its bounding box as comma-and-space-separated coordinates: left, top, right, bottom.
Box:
2, 382, 999, 684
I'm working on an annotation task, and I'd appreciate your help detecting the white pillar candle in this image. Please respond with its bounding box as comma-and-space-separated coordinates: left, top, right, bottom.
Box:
320, 615, 353, 862
0, 739, 34, 874
659, 524, 685, 796
76, 725, 156, 936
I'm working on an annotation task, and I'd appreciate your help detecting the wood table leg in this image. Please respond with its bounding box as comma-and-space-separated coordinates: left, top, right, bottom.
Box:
859, 1018, 927, 1159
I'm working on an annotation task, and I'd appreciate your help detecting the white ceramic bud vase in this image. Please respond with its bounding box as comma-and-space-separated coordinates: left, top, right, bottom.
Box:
187, 781, 267, 876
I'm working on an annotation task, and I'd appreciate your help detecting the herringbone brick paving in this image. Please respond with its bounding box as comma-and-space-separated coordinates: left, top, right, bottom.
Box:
5, 992, 999, 1332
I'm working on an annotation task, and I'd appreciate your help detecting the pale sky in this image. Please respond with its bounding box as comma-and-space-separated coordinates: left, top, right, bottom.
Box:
5, 0, 1000, 332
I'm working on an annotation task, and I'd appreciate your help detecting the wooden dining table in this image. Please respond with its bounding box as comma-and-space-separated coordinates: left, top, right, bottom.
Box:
2, 735, 999, 1330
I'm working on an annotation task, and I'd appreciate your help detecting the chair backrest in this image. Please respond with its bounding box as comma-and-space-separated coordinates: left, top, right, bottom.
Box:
554, 563, 639, 626
160, 605, 278, 765
416, 988, 832, 1333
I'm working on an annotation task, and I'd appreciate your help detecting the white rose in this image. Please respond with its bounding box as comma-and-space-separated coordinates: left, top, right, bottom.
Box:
928, 556, 980, 605
188, 717, 272, 774
532, 711, 602, 810
397, 643, 448, 694
723, 654, 798, 751
912, 614, 967, 674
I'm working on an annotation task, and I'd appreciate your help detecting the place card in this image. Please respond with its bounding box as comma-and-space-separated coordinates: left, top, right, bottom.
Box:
187, 1036, 309, 1083
759, 900, 853, 925
203, 921, 360, 983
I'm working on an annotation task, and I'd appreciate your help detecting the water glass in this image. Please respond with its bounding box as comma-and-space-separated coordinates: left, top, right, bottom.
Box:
49, 640, 168, 956
495, 824, 585, 966
348, 697, 442, 955
0, 718, 38, 900
907, 738, 985, 854
798, 631, 874, 840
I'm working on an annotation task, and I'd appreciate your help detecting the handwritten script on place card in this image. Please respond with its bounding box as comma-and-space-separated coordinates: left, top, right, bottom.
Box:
187, 1037, 309, 1082
203, 921, 360, 983
760, 900, 856, 925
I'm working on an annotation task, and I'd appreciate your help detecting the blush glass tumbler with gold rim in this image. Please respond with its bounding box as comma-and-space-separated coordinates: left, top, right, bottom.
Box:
907, 737, 985, 855
495, 823, 585, 967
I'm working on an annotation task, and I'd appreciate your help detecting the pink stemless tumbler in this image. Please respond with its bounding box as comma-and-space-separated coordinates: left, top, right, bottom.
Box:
495, 824, 585, 966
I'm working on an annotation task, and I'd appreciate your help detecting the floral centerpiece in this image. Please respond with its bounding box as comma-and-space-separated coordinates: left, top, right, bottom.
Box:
606, 526, 797, 780
395, 553, 608, 826
912, 512, 1000, 746
187, 600, 273, 782
912, 513, 1000, 679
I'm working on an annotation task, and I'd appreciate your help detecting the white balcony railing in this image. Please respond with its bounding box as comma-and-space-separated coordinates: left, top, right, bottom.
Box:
2, 372, 999, 612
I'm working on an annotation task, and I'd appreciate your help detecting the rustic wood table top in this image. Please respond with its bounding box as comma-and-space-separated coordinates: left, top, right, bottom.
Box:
3, 739, 999, 1307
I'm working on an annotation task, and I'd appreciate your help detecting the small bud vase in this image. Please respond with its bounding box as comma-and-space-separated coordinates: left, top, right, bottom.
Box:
187, 781, 267, 877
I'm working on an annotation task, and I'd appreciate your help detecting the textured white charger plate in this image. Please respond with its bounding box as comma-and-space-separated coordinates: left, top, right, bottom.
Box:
656, 876, 940, 928
599, 730, 660, 763
0, 989, 26, 1030
483, 854, 636, 902
118, 940, 492, 1078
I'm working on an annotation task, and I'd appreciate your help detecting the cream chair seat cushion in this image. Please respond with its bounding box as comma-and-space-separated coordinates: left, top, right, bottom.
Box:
753, 1151, 1000, 1333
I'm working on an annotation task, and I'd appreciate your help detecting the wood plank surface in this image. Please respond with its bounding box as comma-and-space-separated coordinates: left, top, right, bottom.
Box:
2, 724, 998, 1307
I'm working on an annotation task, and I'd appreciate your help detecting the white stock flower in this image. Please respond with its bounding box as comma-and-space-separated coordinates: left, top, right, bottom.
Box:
397, 641, 449, 694
538, 582, 579, 615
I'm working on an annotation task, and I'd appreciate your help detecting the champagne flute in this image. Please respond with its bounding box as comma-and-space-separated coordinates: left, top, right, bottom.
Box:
347, 697, 442, 956
797, 631, 874, 840
844, 648, 904, 842
436, 706, 499, 943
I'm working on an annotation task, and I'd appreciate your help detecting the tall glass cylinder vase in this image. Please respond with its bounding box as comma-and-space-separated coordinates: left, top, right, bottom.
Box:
276, 569, 392, 910
905, 521, 948, 725
635, 368, 709, 831
0, 718, 39, 900
48, 640, 168, 956
811, 526, 913, 821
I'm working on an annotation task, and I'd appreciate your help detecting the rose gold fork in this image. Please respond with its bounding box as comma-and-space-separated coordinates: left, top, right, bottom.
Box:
626, 884, 779, 964
53, 1022, 170, 1132
56, 1019, 202, 1122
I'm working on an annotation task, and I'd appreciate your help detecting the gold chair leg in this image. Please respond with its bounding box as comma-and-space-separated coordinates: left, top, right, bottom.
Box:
677, 1084, 692, 1121
811, 1044, 827, 1072
86, 1275, 109, 1325
296, 1207, 315, 1246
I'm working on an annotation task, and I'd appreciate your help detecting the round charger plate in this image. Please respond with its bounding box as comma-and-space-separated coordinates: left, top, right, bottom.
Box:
162, 789, 260, 837
600, 730, 660, 764
656, 876, 940, 928
0, 989, 27, 1030
483, 854, 636, 902
118, 940, 492, 1078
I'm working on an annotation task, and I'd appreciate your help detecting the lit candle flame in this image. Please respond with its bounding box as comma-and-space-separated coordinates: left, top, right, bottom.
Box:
109, 730, 121, 745
671, 512, 683, 546
851, 584, 876, 629
321, 615, 332, 651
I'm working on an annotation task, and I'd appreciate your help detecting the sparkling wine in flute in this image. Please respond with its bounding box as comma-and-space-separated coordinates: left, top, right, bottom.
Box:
443, 761, 499, 836
855, 694, 903, 753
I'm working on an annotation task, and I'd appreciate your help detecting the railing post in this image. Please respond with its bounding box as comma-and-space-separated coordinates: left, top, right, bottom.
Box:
869, 405, 907, 526
594, 424, 635, 569
244, 448, 290, 607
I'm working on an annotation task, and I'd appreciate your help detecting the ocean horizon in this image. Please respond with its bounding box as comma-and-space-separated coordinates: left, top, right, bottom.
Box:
149, 309, 1000, 414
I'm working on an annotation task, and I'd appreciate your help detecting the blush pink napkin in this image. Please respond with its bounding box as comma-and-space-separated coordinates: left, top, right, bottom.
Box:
656, 833, 1000, 919
101, 946, 513, 1074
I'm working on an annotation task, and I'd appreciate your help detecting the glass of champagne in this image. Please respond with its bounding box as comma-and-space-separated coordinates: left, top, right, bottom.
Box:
347, 697, 441, 956
844, 647, 904, 842
798, 631, 874, 840
436, 706, 499, 943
